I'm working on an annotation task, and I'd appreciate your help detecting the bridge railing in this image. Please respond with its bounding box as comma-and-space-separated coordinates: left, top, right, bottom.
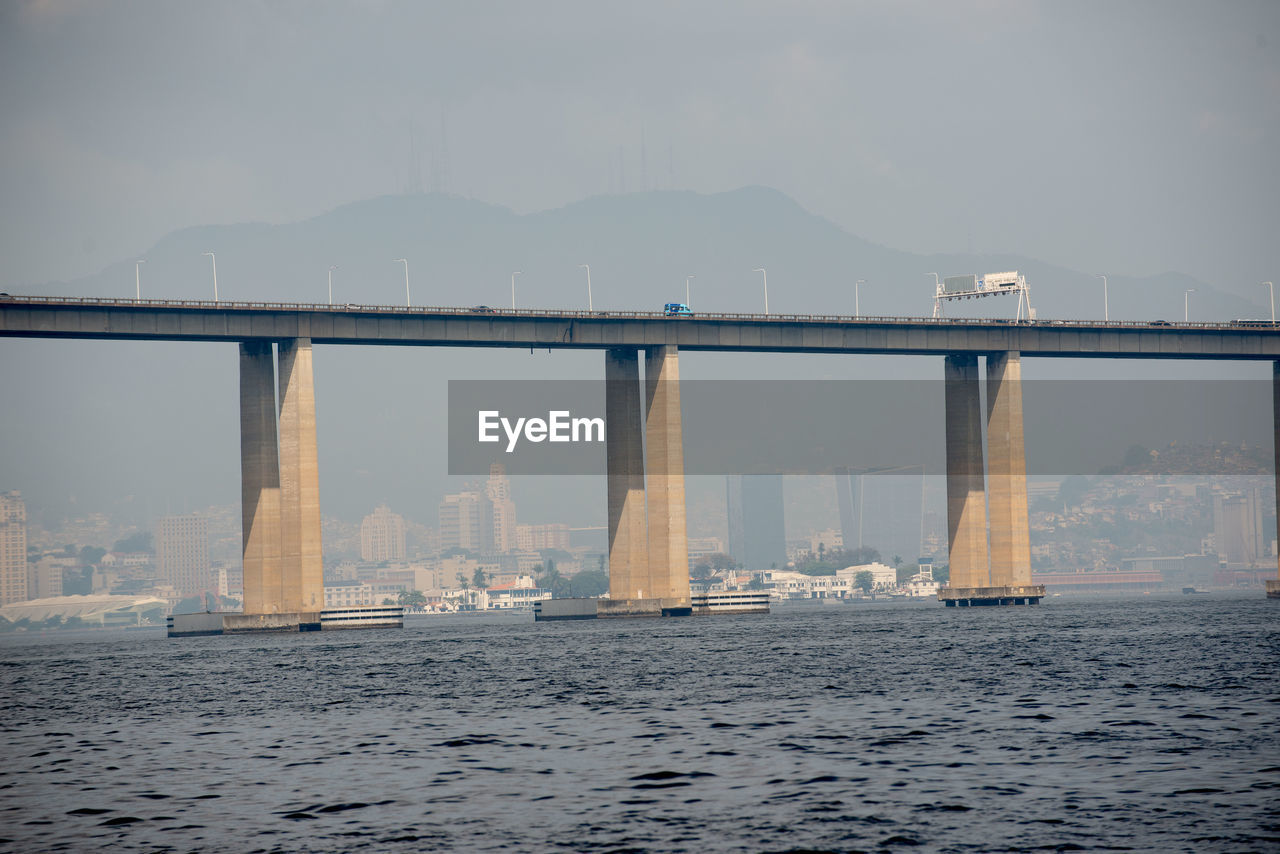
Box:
1, 294, 1272, 331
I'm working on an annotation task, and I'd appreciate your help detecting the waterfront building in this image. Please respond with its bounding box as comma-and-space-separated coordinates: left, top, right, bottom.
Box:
360, 504, 407, 562
0, 491, 27, 606
156, 514, 211, 596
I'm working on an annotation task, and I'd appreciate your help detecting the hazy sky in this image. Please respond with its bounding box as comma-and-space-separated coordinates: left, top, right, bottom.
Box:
2, 1, 1277, 295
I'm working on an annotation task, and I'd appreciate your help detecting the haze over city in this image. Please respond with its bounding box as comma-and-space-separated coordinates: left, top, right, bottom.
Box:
0, 2, 1277, 851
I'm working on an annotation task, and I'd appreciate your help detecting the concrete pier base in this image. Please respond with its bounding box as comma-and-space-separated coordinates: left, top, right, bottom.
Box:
1266, 580, 1280, 599
598, 597, 666, 618
533, 596, 748, 621
939, 585, 1046, 606
168, 607, 403, 636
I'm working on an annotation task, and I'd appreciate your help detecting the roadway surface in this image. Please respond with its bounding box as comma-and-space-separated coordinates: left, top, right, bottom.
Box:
1, 295, 1277, 359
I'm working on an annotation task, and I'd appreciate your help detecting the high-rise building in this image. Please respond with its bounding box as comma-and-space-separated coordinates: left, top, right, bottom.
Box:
486, 463, 517, 552
439, 491, 493, 553
361, 504, 407, 562
515, 523, 571, 552
156, 514, 210, 596
1213, 489, 1266, 566
726, 475, 786, 572
0, 491, 28, 605
27, 557, 63, 600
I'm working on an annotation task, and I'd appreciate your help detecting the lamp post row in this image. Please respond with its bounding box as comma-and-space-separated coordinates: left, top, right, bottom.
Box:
124, 261, 1273, 323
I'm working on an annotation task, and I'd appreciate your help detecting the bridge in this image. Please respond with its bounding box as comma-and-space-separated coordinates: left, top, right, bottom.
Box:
3, 295, 1278, 618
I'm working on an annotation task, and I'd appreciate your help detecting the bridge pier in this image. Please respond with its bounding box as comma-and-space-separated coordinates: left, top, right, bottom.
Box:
598, 345, 692, 617
939, 352, 1044, 607
1269, 361, 1280, 599
644, 345, 692, 614
986, 352, 1033, 588
239, 342, 282, 614
277, 338, 324, 613
236, 338, 324, 620
604, 348, 651, 603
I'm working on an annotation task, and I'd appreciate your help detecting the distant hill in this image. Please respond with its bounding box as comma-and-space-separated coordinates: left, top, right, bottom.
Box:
38, 187, 1267, 322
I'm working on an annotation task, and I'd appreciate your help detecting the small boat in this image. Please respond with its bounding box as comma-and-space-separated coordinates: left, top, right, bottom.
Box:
1182, 587, 1203, 595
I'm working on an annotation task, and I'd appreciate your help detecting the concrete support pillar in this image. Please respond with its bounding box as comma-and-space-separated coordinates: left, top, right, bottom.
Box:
986, 351, 1032, 587
1270, 362, 1280, 598
278, 338, 324, 613
944, 354, 990, 588
644, 345, 690, 605
239, 342, 281, 614
605, 349, 650, 599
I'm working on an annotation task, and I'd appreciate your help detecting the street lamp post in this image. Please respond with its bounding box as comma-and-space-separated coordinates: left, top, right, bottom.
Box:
753, 268, 768, 314
1094, 274, 1108, 321
393, 259, 409, 306
579, 264, 592, 311
1184, 288, 1195, 323
686, 275, 694, 306
511, 271, 522, 310
202, 252, 218, 302
1263, 282, 1275, 324
135, 259, 145, 300
855, 278, 865, 318
328, 266, 338, 305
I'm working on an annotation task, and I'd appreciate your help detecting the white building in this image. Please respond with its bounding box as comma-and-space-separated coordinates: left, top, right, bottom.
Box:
324, 579, 409, 608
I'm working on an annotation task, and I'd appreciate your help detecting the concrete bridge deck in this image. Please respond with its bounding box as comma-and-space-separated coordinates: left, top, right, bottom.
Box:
1, 295, 1276, 359
4, 294, 1277, 614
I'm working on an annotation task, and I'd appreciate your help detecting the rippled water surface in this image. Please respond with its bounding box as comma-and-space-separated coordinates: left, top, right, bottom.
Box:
1, 595, 1278, 852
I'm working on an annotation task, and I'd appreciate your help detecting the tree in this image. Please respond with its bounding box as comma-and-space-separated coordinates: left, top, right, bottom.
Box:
690, 560, 714, 580
397, 590, 426, 609
854, 570, 874, 593
173, 596, 206, 614
79, 545, 106, 567
536, 563, 562, 591
568, 570, 609, 597
382, 598, 395, 605
472, 567, 488, 589
896, 563, 919, 585
112, 531, 154, 554
745, 575, 765, 591
62, 566, 92, 596
933, 565, 950, 585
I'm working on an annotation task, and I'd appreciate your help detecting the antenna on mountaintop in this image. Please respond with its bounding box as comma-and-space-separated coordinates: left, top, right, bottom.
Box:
437, 108, 451, 195
640, 126, 648, 192
406, 124, 424, 195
